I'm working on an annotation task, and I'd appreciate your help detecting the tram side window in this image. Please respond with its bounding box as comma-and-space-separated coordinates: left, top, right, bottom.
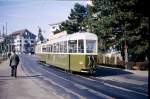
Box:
59, 42, 62, 53
68, 40, 77, 53
53, 43, 57, 53
56, 42, 60, 53
59, 41, 67, 53
86, 40, 96, 53
47, 45, 49, 52
78, 40, 84, 53
42, 47, 47, 52
52, 44, 54, 52
64, 41, 67, 53
48, 45, 52, 52
49, 45, 52, 52
51, 44, 53, 52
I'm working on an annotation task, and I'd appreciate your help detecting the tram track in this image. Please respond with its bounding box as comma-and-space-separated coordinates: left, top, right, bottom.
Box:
40, 63, 148, 99
38, 61, 148, 98
89, 76, 148, 94
21, 55, 114, 99
20, 55, 148, 99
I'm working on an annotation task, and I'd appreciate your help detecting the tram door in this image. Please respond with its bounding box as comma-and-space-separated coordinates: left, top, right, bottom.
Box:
68, 40, 85, 72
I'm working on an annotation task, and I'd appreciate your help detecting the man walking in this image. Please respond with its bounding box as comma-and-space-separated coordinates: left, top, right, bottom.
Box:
9, 50, 20, 77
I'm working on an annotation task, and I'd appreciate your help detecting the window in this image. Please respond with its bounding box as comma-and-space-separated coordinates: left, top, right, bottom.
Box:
25, 40, 28, 43
78, 40, 84, 53
56, 42, 60, 53
42, 46, 47, 52
31, 40, 34, 43
50, 45, 52, 52
53, 43, 57, 53
47, 45, 50, 52
86, 40, 96, 53
68, 40, 77, 53
48, 45, 52, 52
64, 41, 67, 53
17, 40, 21, 42
59, 41, 67, 53
60, 42, 64, 53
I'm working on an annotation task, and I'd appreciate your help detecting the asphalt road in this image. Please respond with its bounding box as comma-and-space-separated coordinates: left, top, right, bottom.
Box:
20, 54, 148, 99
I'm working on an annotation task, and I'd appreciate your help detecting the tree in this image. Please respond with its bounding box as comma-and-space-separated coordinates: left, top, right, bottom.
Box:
54, 3, 87, 34
86, 0, 149, 61
37, 28, 44, 42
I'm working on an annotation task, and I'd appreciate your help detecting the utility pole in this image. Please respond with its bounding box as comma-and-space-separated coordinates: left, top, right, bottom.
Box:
5, 21, 7, 35
2, 25, 4, 37
124, 31, 128, 69
124, 41, 128, 69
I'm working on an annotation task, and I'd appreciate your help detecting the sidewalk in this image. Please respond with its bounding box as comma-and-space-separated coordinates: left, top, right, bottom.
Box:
0, 60, 60, 99
98, 65, 148, 77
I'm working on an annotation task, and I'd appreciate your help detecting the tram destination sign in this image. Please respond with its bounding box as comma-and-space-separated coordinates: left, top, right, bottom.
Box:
69, 40, 77, 44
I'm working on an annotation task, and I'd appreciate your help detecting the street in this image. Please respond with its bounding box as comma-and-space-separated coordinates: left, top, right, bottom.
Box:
0, 54, 148, 99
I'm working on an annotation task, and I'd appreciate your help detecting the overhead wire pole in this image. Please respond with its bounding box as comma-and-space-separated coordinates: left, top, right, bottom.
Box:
124, 32, 128, 69
6, 21, 7, 35
5, 21, 9, 53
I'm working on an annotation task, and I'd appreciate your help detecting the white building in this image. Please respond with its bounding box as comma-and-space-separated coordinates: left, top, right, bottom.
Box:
49, 22, 61, 33
87, 0, 93, 6
10, 29, 36, 54
0, 37, 4, 43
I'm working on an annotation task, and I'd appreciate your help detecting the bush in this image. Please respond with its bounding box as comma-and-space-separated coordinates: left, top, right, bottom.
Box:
135, 62, 148, 70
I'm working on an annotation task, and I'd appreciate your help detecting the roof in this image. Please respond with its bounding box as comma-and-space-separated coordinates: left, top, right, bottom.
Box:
68, 32, 98, 40
11, 29, 36, 37
48, 32, 98, 44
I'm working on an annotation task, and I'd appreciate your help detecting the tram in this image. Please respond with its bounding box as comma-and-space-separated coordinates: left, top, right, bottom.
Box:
35, 32, 98, 74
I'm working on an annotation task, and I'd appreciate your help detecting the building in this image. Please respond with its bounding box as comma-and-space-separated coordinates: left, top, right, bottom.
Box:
49, 22, 61, 33
0, 37, 4, 43
87, 0, 93, 6
10, 29, 36, 54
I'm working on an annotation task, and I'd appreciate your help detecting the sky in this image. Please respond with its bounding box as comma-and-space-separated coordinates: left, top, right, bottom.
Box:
0, 0, 87, 38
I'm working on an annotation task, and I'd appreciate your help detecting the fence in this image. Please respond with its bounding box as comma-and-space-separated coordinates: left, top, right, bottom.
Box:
97, 53, 121, 65
97, 53, 148, 70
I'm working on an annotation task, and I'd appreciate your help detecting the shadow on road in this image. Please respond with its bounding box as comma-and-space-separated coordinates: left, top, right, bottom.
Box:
37, 60, 133, 77
73, 66, 133, 77
93, 66, 133, 77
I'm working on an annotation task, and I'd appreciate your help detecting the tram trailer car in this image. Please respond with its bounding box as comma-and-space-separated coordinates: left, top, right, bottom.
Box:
35, 32, 98, 74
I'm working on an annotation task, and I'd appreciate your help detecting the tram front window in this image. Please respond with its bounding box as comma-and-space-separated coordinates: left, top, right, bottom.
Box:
86, 40, 96, 53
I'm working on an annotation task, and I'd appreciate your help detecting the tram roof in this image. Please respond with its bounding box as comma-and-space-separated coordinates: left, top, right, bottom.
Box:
67, 32, 97, 40
43, 32, 98, 44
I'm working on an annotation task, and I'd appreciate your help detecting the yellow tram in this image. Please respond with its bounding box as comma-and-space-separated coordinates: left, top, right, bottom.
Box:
35, 32, 98, 74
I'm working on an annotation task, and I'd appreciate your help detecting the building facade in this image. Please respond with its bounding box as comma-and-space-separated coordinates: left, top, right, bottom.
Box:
10, 29, 36, 54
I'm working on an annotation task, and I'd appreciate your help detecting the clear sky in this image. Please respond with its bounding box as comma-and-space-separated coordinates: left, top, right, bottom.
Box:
0, 0, 87, 38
